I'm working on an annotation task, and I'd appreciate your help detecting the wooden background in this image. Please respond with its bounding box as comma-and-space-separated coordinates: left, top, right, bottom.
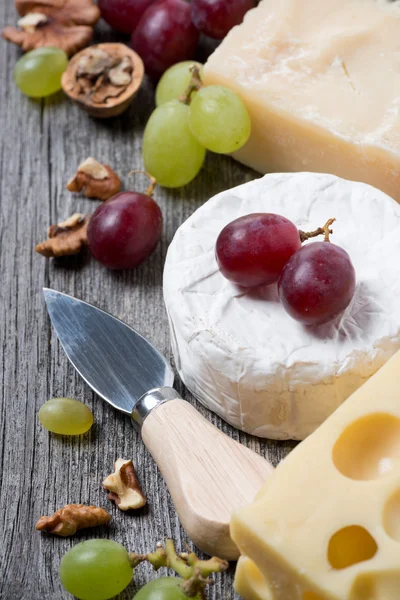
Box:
0, 3, 296, 598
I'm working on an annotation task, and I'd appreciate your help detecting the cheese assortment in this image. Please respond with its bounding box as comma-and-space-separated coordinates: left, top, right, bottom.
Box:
204, 0, 400, 202
163, 172, 400, 440
231, 349, 400, 600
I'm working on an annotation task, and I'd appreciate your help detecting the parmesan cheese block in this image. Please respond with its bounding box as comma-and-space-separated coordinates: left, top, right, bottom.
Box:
231, 349, 400, 600
204, 0, 400, 203
163, 173, 400, 440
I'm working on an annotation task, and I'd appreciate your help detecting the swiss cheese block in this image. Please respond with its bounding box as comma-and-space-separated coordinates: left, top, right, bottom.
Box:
231, 350, 400, 600
204, 0, 400, 202
163, 173, 400, 440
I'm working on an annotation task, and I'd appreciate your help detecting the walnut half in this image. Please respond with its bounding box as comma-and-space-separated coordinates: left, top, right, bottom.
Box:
62, 43, 144, 118
2, 0, 100, 57
67, 157, 121, 201
103, 459, 147, 511
36, 504, 110, 536
35, 213, 89, 257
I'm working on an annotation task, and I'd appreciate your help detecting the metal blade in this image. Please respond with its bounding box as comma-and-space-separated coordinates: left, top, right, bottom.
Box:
43, 289, 174, 415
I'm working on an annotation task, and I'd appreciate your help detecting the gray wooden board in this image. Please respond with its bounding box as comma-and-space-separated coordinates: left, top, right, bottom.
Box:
0, 4, 296, 599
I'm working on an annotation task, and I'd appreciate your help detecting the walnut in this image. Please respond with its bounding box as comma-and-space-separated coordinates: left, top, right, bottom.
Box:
36, 504, 110, 536
103, 459, 147, 511
67, 157, 121, 201
62, 43, 144, 118
2, 0, 100, 57
35, 213, 89, 257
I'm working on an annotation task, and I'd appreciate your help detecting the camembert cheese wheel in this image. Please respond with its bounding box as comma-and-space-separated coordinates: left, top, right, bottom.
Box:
163, 173, 400, 440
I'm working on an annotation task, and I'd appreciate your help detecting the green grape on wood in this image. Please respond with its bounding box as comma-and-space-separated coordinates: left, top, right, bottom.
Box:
14, 47, 68, 98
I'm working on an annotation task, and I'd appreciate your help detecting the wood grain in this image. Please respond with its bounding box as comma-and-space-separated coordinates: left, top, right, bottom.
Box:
0, 5, 296, 599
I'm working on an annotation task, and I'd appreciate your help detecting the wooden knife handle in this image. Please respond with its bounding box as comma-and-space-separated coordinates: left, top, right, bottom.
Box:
141, 398, 274, 560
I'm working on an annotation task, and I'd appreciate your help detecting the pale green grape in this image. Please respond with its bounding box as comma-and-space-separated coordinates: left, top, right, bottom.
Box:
155, 61, 204, 106
188, 85, 251, 154
14, 47, 68, 98
143, 100, 206, 188
60, 539, 133, 600
38, 397, 93, 435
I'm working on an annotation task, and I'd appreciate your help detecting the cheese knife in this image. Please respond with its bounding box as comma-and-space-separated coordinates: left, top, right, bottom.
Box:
43, 288, 273, 560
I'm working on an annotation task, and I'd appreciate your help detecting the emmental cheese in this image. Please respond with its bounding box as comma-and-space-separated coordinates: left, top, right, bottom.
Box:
231, 350, 400, 600
204, 0, 400, 202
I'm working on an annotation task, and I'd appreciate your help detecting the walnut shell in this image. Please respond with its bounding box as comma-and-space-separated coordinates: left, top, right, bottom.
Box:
61, 43, 144, 118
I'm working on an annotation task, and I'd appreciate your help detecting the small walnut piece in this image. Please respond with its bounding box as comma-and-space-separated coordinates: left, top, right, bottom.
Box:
2, 0, 100, 56
103, 458, 147, 511
35, 213, 89, 257
36, 504, 111, 536
67, 157, 121, 201
62, 43, 144, 118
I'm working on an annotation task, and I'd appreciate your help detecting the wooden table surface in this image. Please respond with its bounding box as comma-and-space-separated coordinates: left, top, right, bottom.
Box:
0, 4, 296, 598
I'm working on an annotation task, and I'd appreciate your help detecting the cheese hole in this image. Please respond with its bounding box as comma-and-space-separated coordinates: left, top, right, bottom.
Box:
303, 592, 326, 600
350, 572, 400, 599
327, 525, 377, 569
332, 413, 400, 480
383, 489, 400, 541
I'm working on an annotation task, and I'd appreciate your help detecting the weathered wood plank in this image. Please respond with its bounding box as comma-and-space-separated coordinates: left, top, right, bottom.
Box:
0, 8, 295, 599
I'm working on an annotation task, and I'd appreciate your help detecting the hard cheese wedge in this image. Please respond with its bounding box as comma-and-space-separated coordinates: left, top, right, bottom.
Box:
204, 0, 400, 202
231, 350, 400, 600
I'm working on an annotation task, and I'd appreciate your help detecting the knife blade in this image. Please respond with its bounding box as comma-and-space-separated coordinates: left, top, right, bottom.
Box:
44, 288, 274, 560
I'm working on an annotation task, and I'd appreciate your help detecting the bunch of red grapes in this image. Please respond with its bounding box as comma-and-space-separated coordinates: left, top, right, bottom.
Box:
98, 0, 256, 78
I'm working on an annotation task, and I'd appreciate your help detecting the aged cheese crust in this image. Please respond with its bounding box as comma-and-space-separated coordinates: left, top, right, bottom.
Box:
163, 173, 400, 440
204, 0, 400, 202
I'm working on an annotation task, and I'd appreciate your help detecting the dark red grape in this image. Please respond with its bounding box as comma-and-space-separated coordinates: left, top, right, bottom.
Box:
278, 242, 356, 326
131, 0, 200, 79
191, 0, 256, 40
98, 0, 155, 35
215, 213, 302, 287
87, 192, 162, 269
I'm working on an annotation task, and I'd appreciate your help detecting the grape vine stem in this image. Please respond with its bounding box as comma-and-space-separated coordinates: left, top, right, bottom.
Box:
128, 169, 157, 196
299, 217, 336, 243
128, 539, 228, 598
179, 65, 204, 105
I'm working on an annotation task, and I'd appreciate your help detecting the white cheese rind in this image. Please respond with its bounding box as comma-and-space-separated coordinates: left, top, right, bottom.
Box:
163, 173, 400, 440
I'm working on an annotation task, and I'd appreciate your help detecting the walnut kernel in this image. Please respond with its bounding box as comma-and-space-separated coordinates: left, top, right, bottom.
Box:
67, 157, 121, 201
103, 458, 147, 511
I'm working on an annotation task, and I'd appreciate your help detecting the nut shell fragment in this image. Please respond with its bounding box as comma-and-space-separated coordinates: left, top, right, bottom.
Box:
2, 0, 100, 57
35, 213, 89, 257
62, 43, 144, 118
36, 503, 110, 536
67, 157, 121, 200
103, 458, 147, 511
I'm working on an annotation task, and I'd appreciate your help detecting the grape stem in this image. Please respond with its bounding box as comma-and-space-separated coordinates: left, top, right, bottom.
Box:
128, 169, 157, 196
179, 65, 204, 105
129, 539, 228, 598
299, 218, 336, 243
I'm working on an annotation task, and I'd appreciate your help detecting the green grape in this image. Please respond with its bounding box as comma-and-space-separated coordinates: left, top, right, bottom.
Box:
134, 577, 201, 600
60, 539, 133, 600
155, 62, 204, 106
143, 100, 206, 188
188, 85, 251, 154
38, 397, 93, 435
14, 47, 68, 98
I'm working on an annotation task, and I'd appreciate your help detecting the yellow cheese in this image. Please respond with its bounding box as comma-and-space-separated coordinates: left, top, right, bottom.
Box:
204, 0, 400, 202
231, 350, 400, 600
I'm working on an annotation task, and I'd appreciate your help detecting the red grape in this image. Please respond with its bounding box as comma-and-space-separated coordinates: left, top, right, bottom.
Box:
131, 0, 200, 79
87, 192, 162, 270
191, 0, 256, 40
278, 242, 356, 326
98, 0, 155, 35
215, 213, 302, 287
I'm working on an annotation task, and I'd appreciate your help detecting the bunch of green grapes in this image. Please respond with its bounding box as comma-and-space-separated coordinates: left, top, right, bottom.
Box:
59, 538, 227, 600
143, 62, 251, 188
